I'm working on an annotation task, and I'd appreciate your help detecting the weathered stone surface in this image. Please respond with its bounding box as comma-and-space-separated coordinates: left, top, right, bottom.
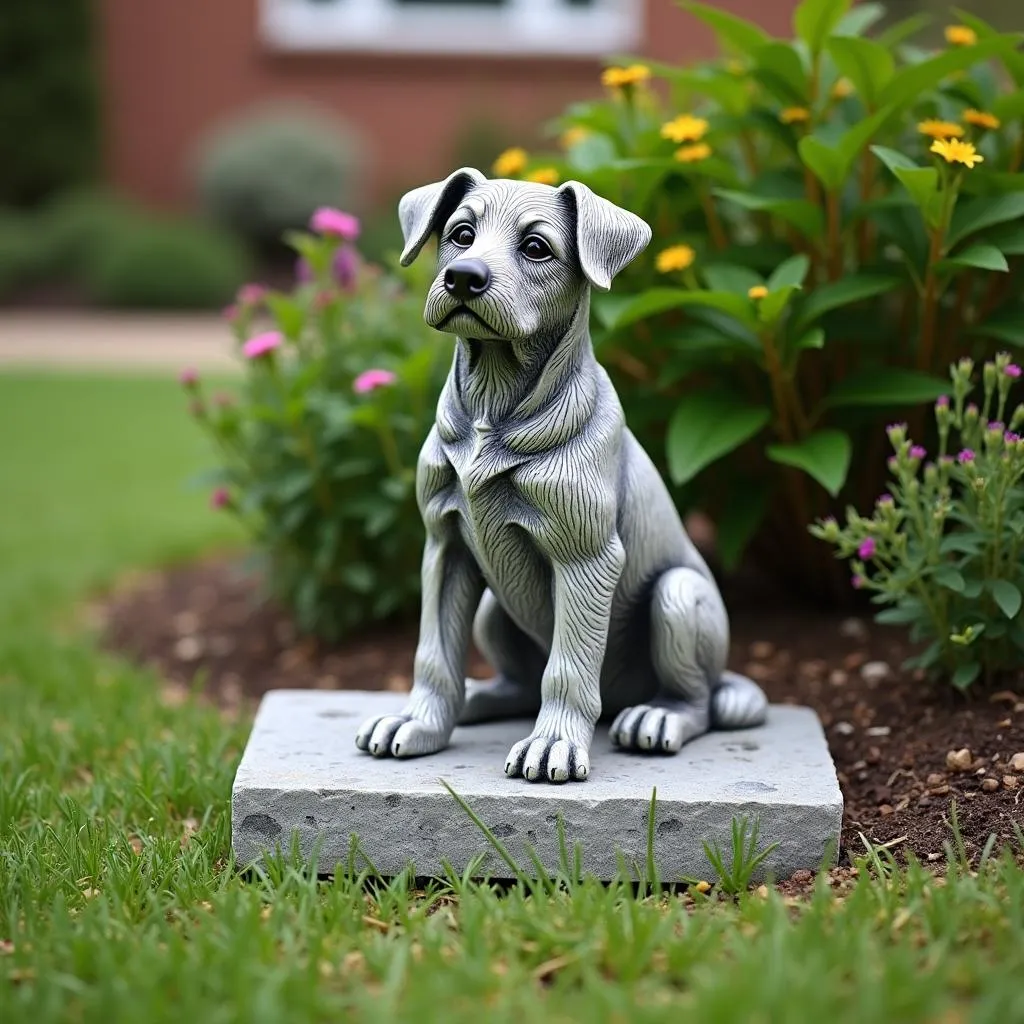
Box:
232, 690, 842, 881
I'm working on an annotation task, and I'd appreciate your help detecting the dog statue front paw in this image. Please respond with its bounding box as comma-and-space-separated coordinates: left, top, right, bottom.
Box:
504, 734, 590, 783
610, 704, 702, 753
355, 714, 450, 759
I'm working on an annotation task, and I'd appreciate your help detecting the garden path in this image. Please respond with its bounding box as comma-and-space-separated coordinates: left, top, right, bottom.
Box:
0, 312, 238, 373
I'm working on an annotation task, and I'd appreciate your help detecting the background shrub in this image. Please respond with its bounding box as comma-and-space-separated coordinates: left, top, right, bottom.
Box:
0, 0, 98, 207
0, 210, 46, 300
193, 102, 365, 254
501, 1, 1024, 604
84, 215, 250, 310
186, 219, 448, 639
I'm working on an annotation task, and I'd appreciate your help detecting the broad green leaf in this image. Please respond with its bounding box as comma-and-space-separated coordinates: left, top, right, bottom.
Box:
878, 37, 1015, 110
799, 136, 844, 192
934, 566, 966, 593
951, 8, 1024, 86
715, 189, 824, 237
990, 580, 1023, 619
752, 42, 810, 106
759, 285, 800, 324
607, 288, 758, 333
766, 429, 852, 496
701, 263, 764, 295
767, 254, 810, 291
937, 244, 1009, 274
793, 274, 899, 334
983, 223, 1024, 256
833, 2, 885, 38
677, 1, 769, 55
948, 193, 1024, 247
875, 12, 930, 50
566, 132, 618, 173
824, 368, 950, 407
666, 392, 771, 485
836, 107, 897, 168
827, 38, 894, 107
874, 602, 925, 626
871, 147, 942, 227
797, 327, 825, 350
794, 0, 852, 55
716, 487, 770, 571
952, 662, 980, 690
970, 312, 1024, 347
265, 294, 305, 340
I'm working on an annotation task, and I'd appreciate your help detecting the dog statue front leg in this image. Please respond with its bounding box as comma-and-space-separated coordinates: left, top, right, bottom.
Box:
356, 528, 483, 758
505, 540, 624, 783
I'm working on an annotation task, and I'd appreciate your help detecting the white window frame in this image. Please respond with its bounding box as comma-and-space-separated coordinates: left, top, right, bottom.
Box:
259, 0, 643, 58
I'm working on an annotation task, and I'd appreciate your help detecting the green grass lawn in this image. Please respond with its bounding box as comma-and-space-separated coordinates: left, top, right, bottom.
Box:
2, 372, 1024, 1023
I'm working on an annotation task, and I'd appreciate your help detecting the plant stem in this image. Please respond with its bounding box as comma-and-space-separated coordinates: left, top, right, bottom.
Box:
698, 184, 728, 250
825, 190, 842, 280
918, 227, 945, 372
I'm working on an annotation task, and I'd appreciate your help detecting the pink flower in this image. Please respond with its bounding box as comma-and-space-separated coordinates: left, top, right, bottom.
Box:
179, 367, 199, 387
958, 448, 975, 464
210, 487, 231, 510
1006, 364, 1021, 378
242, 331, 283, 359
877, 493, 893, 505
909, 445, 926, 459
353, 368, 397, 394
310, 207, 361, 240
858, 538, 876, 560
936, 395, 949, 407
223, 304, 239, 322
1006, 431, 1021, 444
851, 574, 865, 590
237, 283, 267, 306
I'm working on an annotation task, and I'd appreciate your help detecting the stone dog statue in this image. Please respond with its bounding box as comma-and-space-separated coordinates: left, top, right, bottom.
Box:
356, 168, 767, 783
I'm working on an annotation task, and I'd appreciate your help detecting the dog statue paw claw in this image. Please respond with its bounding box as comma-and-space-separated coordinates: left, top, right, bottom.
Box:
355, 714, 450, 759
505, 735, 590, 783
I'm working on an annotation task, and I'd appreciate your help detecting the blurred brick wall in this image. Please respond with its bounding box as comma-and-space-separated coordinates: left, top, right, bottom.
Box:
98, 0, 798, 214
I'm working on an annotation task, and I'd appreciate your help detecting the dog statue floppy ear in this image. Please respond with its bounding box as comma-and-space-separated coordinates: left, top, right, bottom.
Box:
557, 181, 652, 292
398, 167, 487, 267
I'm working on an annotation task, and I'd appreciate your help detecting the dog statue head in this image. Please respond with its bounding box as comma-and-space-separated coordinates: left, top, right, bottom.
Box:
397, 168, 651, 342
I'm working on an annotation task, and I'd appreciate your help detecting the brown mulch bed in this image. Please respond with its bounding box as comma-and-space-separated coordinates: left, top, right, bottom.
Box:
96, 555, 1024, 867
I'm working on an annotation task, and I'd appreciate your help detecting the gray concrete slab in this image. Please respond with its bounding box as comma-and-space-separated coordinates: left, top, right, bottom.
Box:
232, 690, 842, 882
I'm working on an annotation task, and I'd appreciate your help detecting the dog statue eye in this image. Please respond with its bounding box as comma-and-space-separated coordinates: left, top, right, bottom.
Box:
449, 224, 476, 248
520, 235, 554, 262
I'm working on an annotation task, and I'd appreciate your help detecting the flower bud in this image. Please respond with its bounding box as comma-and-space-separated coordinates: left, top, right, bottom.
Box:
886, 422, 907, 447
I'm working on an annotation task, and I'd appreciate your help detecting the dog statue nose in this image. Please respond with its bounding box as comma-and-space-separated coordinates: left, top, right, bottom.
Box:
443, 258, 491, 300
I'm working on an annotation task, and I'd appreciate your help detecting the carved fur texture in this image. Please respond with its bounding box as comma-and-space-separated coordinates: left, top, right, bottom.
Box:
355, 168, 768, 783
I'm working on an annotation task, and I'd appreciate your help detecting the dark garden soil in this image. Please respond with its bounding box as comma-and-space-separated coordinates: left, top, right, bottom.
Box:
96, 555, 1024, 869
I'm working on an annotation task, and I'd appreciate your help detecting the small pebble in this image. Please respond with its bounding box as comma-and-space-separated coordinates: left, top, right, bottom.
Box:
946, 748, 973, 772
860, 661, 891, 685
843, 652, 866, 671
879, 804, 894, 816
1009, 752, 1024, 772
694, 880, 711, 894
173, 635, 203, 662
866, 746, 882, 765
838, 618, 869, 642
790, 869, 813, 885
1015, 702, 1024, 713
981, 778, 999, 793
926, 852, 941, 862
834, 721, 855, 736
1004, 775, 1020, 791
829, 669, 848, 687
929, 784, 950, 796
926, 773, 946, 787
866, 726, 891, 737
749, 641, 775, 660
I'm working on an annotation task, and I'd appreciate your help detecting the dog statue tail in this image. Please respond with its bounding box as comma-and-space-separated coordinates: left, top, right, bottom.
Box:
711, 671, 769, 730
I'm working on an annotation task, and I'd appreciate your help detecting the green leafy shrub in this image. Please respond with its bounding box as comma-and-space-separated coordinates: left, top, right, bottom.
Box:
502, 1, 1024, 601
0, 209, 45, 299
811, 354, 1024, 689
84, 215, 250, 310
184, 214, 448, 639
193, 103, 364, 252
0, 0, 98, 206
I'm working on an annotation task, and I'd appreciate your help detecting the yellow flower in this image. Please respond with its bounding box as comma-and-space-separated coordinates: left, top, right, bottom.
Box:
674, 143, 712, 164
525, 167, 560, 186
601, 64, 651, 89
661, 114, 709, 143
831, 78, 854, 100
493, 147, 528, 178
917, 119, 964, 140
560, 126, 590, 149
779, 107, 811, 125
748, 285, 769, 300
945, 24, 977, 47
964, 109, 1001, 130
931, 138, 985, 168
655, 245, 696, 273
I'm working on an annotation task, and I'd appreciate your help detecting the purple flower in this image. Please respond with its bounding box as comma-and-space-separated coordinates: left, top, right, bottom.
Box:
1005, 431, 1020, 444
179, 367, 199, 387
852, 574, 865, 590
310, 207, 361, 240
887, 456, 898, 470
966, 402, 979, 415
936, 395, 949, 407
858, 538, 876, 559
909, 445, 926, 459
989, 421, 1004, 432
242, 331, 283, 359
958, 448, 975, 464
877, 493, 893, 505
353, 368, 397, 394
295, 245, 360, 291
1006, 364, 1021, 378
210, 487, 231, 510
